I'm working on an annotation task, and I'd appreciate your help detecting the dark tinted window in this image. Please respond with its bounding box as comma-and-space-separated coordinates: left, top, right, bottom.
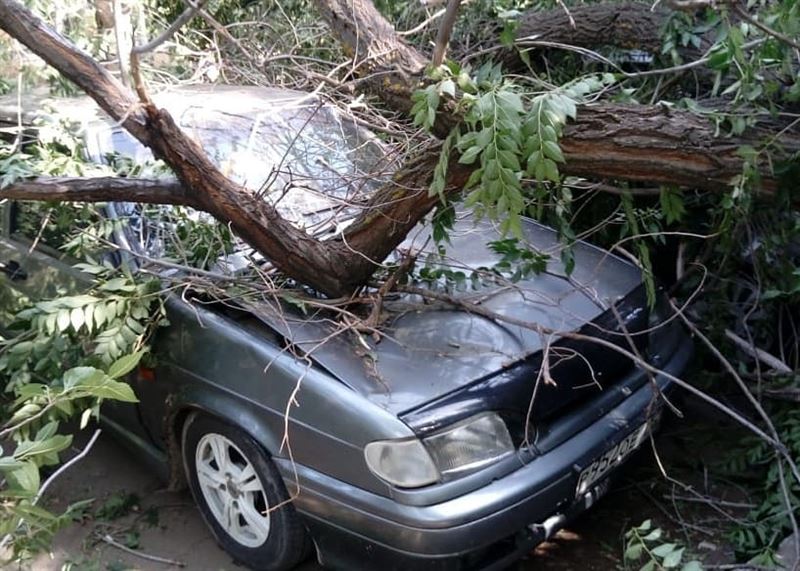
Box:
11, 201, 106, 256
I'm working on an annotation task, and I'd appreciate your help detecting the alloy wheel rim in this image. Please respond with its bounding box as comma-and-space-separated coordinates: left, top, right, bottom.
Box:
195, 433, 271, 547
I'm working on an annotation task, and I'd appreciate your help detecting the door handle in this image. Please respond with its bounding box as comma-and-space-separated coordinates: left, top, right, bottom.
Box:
0, 260, 28, 281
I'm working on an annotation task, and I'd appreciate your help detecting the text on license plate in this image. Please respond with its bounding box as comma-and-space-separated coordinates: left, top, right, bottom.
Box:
575, 422, 649, 497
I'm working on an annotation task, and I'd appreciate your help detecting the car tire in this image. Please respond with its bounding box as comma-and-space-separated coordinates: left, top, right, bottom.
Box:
182, 413, 310, 570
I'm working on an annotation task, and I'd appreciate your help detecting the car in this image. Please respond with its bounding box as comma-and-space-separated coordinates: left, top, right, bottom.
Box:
0, 85, 693, 570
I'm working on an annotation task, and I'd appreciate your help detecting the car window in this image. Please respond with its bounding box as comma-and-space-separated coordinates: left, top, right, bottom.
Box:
10, 201, 108, 259
93, 92, 394, 269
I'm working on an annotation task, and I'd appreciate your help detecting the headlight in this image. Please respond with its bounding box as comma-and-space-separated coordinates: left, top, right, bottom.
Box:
364, 413, 515, 488
425, 412, 514, 479
364, 438, 440, 488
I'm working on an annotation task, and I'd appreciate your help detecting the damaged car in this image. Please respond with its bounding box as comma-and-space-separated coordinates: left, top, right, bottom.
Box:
0, 86, 693, 570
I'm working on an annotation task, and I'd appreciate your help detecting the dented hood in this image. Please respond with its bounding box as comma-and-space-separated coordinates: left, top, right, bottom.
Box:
250, 214, 642, 414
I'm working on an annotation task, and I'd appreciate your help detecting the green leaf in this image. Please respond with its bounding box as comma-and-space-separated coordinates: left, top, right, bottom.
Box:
542, 140, 565, 163
439, 79, 456, 98
56, 309, 71, 332
107, 350, 145, 380
624, 543, 644, 560
542, 158, 560, 183
6, 460, 39, 494
458, 145, 482, 165
80, 407, 93, 430
15, 435, 72, 462
558, 94, 577, 119
651, 543, 677, 557
496, 91, 524, 115
63, 366, 105, 390
681, 561, 704, 571
80, 374, 138, 402
643, 529, 663, 542
663, 547, 685, 568
70, 307, 85, 331
9, 403, 41, 424
93, 303, 107, 328
0, 456, 24, 471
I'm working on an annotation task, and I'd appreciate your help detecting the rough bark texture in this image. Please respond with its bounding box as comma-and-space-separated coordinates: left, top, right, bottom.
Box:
560, 105, 798, 193
514, 2, 667, 53
312, 0, 425, 116
0, 177, 196, 206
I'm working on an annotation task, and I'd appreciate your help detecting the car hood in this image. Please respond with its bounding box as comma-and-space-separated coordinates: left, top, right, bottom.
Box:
249, 213, 642, 414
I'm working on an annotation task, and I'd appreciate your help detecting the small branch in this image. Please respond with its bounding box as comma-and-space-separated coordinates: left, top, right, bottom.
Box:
0, 176, 198, 208
34, 429, 102, 505
100, 534, 186, 567
431, 0, 462, 67
131, 0, 210, 55
725, 328, 793, 374
112, 0, 131, 86
398, 7, 446, 36
732, 3, 800, 51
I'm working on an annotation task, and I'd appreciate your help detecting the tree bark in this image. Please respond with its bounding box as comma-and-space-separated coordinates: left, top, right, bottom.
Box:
513, 2, 667, 54
313, 0, 426, 116
0, 177, 197, 206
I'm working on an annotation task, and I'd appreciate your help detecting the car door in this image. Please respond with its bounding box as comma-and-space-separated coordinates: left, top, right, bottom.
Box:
0, 200, 152, 442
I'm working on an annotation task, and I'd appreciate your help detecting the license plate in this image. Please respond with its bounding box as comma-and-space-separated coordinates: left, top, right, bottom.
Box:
575, 422, 650, 497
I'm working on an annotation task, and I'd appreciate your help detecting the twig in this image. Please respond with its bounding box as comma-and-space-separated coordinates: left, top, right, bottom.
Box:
100, 534, 186, 567
398, 7, 446, 36
34, 429, 102, 505
724, 328, 793, 374
732, 3, 800, 51
0, 429, 103, 551
112, 0, 131, 86
676, 306, 800, 567
131, 0, 211, 55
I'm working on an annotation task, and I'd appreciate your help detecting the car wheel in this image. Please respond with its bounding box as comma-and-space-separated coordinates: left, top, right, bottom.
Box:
182, 413, 310, 570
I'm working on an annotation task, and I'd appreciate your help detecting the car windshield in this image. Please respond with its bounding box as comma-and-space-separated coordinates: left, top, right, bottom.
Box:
95, 87, 391, 263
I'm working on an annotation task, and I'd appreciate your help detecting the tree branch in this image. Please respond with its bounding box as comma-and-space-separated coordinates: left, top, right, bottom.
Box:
0, 0, 355, 297
131, 0, 211, 55
431, 0, 462, 67
0, 176, 198, 207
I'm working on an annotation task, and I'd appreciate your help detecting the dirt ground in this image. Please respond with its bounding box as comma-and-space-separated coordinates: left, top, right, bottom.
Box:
9, 410, 741, 571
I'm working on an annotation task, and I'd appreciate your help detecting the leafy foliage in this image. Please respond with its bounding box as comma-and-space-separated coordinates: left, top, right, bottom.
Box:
624, 520, 704, 571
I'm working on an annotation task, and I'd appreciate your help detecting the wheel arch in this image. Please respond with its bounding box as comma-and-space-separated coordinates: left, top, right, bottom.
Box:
164, 392, 285, 491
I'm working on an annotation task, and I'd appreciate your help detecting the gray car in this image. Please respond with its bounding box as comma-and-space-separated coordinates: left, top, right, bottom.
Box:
0, 86, 693, 570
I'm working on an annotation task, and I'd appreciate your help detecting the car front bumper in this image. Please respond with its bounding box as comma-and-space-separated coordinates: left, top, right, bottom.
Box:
275, 333, 693, 570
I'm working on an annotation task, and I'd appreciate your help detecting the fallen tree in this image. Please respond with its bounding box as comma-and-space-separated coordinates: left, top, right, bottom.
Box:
0, 0, 797, 297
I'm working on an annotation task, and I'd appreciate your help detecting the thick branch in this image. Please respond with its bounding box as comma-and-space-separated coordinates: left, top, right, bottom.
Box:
0, 177, 197, 207
0, 0, 149, 142
312, 0, 426, 115
0, 0, 353, 297
559, 104, 798, 193
337, 103, 799, 287
513, 2, 667, 54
